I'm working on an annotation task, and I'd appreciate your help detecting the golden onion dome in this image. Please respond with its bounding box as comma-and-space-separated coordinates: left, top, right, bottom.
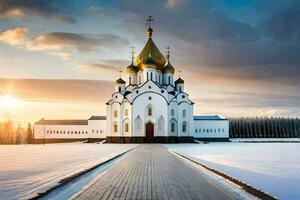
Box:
164, 61, 175, 74
125, 62, 138, 73
141, 55, 157, 69
175, 77, 184, 84
135, 28, 166, 71
115, 78, 125, 84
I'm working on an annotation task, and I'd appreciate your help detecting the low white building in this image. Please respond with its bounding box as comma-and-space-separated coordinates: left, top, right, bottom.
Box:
34, 116, 106, 143
193, 116, 229, 141
33, 17, 229, 143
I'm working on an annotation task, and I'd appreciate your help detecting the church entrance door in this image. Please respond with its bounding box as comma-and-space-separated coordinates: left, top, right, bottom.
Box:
145, 122, 154, 143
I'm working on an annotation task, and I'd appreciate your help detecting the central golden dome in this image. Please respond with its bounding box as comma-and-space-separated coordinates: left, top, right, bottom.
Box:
135, 28, 166, 71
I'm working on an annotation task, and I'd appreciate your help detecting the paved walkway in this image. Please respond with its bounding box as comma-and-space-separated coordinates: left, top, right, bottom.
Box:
74, 144, 236, 200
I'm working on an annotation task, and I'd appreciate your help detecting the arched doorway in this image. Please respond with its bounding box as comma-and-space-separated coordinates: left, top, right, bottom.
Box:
145, 122, 154, 142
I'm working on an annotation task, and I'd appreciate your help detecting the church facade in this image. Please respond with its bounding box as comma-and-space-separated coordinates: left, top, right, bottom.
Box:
105, 24, 194, 143
34, 17, 229, 143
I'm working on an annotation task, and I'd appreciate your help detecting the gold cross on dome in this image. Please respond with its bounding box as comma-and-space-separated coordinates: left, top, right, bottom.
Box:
130, 46, 135, 60
146, 16, 154, 28
166, 46, 171, 60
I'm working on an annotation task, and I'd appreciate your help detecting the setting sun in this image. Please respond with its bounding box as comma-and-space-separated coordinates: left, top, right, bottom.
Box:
0, 95, 17, 108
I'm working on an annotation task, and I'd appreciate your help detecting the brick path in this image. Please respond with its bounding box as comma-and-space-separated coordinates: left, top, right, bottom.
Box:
74, 144, 235, 200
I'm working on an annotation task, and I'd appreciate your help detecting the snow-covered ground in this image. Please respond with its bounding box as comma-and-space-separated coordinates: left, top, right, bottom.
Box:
0, 143, 137, 200
231, 138, 300, 142
164, 143, 300, 200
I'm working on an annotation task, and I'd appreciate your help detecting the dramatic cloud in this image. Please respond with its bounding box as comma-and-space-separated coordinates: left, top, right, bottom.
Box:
33, 32, 128, 52
0, 0, 76, 23
0, 28, 128, 52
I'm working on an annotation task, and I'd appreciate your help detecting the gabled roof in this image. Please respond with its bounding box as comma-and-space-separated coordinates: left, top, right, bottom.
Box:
35, 119, 88, 125
193, 115, 227, 120
88, 116, 106, 120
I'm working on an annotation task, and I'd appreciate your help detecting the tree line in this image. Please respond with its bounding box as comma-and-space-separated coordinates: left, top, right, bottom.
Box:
229, 117, 300, 138
0, 121, 33, 144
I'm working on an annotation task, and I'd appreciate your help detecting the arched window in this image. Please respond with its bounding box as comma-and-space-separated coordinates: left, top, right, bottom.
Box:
113, 124, 118, 132
171, 123, 176, 132
125, 123, 129, 132
129, 77, 132, 85
171, 109, 175, 116
118, 87, 121, 92
179, 86, 182, 92
147, 72, 149, 80
148, 107, 152, 116
182, 110, 186, 118
158, 116, 164, 130
114, 110, 118, 118
168, 76, 170, 84
151, 72, 153, 80
125, 109, 128, 116
182, 122, 187, 133
135, 116, 142, 130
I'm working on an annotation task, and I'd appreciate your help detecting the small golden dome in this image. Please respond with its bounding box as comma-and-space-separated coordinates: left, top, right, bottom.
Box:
164, 61, 175, 74
115, 78, 125, 84
125, 63, 138, 73
175, 77, 184, 84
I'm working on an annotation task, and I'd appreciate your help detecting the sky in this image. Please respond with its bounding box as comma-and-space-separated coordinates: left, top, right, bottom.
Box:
0, 0, 300, 124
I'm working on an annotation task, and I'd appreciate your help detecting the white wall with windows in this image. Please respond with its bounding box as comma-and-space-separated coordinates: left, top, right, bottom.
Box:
193, 117, 229, 139
34, 117, 106, 140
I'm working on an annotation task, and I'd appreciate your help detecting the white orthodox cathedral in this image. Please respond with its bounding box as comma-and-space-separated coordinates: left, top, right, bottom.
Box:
34, 17, 229, 143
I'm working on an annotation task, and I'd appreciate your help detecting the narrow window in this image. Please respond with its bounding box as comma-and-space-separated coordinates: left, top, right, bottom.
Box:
168, 76, 170, 84
151, 72, 153, 80
125, 123, 129, 132
114, 110, 118, 118
114, 124, 118, 132
118, 87, 121, 92
171, 109, 174, 116
179, 86, 182, 92
139, 76, 141, 84
182, 110, 186, 118
182, 124, 187, 133
171, 123, 175, 132
148, 107, 152, 116
129, 77, 132, 85
147, 72, 149, 80
125, 109, 128, 116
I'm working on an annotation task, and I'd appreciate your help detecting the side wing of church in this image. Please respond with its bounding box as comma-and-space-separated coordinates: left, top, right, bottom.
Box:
33, 17, 229, 143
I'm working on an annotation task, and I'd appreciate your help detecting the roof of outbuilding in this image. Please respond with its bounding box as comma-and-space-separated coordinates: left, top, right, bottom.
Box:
193, 115, 227, 120
35, 119, 88, 125
88, 116, 106, 120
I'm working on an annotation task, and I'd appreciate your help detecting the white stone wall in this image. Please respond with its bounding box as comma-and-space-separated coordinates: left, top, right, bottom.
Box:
193, 120, 229, 139
88, 120, 106, 138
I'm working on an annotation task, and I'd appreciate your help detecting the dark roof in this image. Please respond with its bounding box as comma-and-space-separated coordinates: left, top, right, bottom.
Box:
35, 119, 88, 125
193, 115, 227, 120
115, 78, 126, 84
175, 77, 184, 84
88, 116, 106, 120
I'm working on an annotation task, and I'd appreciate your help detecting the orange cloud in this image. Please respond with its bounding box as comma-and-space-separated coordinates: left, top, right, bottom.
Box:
0, 27, 29, 46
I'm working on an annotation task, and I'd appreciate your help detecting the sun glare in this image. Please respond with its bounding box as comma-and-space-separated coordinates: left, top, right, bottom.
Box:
1, 95, 17, 108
